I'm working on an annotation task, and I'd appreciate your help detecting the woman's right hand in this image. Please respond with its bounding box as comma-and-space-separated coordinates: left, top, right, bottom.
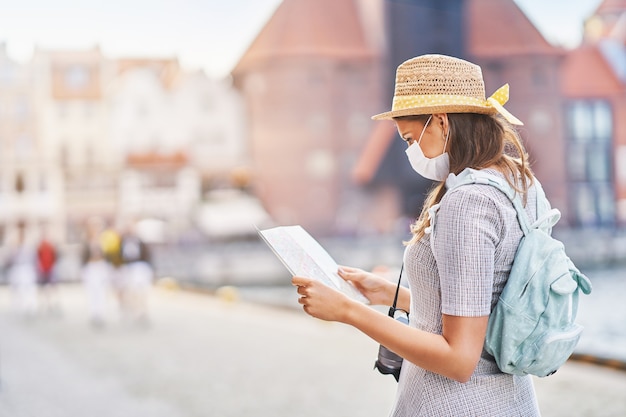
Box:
337, 266, 395, 306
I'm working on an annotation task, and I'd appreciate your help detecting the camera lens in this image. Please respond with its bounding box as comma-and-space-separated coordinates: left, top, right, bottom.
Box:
377, 345, 403, 368
374, 345, 403, 381
374, 313, 408, 381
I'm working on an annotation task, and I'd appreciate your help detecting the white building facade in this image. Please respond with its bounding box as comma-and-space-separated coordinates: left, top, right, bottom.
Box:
0, 43, 64, 245
1, 45, 249, 248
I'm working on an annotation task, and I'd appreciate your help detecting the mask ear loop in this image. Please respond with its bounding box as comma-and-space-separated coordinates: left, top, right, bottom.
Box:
416, 115, 433, 146
442, 128, 450, 154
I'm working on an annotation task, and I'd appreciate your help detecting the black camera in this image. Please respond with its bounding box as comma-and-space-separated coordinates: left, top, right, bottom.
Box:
374, 308, 409, 382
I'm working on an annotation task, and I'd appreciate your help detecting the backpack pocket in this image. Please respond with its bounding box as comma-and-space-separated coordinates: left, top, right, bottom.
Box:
512, 323, 583, 377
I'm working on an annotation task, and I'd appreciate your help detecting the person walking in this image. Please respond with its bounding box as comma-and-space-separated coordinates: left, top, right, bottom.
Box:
6, 224, 39, 317
99, 225, 125, 315
36, 232, 60, 314
81, 218, 112, 328
119, 224, 153, 325
292, 54, 542, 416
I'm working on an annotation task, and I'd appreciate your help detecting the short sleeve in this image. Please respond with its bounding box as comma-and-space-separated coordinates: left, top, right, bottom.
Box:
432, 187, 501, 317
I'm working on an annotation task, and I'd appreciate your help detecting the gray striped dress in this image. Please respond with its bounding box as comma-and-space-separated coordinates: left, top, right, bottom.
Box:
390, 169, 541, 417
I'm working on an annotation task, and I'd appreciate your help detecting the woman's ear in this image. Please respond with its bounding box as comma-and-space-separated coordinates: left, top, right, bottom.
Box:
432, 113, 449, 135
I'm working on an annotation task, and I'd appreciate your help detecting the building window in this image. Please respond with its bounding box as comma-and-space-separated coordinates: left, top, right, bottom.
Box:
15, 134, 33, 161
84, 101, 94, 118
39, 173, 49, 192
136, 100, 149, 118
200, 95, 214, 112
566, 100, 615, 227
57, 103, 68, 119
85, 144, 93, 167
0, 66, 13, 84
60, 143, 69, 168
65, 65, 90, 89
14, 97, 29, 120
15, 172, 25, 193
531, 66, 547, 88
308, 68, 325, 87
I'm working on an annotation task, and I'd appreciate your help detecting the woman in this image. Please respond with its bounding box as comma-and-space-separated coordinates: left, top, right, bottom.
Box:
292, 54, 541, 416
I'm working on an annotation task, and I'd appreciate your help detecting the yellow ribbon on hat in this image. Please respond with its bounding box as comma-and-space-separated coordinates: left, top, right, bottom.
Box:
390, 83, 523, 125
487, 84, 523, 126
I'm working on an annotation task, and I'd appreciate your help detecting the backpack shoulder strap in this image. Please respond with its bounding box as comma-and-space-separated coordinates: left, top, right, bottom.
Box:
527, 179, 561, 233
445, 169, 559, 235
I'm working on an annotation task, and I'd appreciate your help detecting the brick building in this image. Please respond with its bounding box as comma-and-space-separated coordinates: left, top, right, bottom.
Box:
234, 0, 625, 235
561, 0, 626, 227
232, 0, 383, 235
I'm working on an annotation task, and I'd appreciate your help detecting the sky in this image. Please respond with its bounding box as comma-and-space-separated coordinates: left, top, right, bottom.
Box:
0, 0, 603, 79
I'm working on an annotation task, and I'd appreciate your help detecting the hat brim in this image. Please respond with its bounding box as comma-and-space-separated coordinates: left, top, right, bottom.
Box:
371, 104, 497, 120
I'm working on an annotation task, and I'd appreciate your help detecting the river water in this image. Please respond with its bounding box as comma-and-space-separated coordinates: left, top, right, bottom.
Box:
237, 264, 626, 362
574, 265, 626, 361
135, 238, 626, 362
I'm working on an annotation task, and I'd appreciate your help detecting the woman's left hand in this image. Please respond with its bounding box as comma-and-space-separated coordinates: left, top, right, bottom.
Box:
292, 276, 353, 322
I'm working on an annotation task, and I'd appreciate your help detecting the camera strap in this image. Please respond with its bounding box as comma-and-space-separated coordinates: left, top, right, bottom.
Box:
388, 263, 405, 318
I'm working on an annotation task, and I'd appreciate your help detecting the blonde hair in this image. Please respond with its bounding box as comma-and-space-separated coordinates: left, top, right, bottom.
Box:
401, 113, 534, 244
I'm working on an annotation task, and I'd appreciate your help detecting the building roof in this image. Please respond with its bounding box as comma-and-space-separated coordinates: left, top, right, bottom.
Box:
232, 0, 374, 74
116, 58, 181, 89
585, 0, 626, 43
595, 0, 626, 15
561, 45, 625, 97
608, 12, 626, 42
467, 0, 561, 57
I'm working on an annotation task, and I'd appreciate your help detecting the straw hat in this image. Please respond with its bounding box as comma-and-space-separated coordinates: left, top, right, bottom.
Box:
372, 54, 523, 125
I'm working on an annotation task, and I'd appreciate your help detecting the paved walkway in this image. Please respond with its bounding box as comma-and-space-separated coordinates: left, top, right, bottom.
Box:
1, 284, 625, 417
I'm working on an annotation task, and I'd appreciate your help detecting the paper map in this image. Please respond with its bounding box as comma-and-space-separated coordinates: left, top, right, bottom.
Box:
257, 225, 369, 304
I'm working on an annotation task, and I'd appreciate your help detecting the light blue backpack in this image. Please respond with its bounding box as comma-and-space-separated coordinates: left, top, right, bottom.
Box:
444, 169, 593, 377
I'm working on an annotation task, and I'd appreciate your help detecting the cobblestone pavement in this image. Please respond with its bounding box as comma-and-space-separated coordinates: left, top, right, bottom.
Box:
1, 285, 625, 417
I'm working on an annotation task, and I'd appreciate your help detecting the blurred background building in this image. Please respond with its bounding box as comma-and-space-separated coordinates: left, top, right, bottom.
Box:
164, 0, 626, 286
231, 0, 385, 235
0, 0, 624, 258
0, 44, 250, 248
233, 0, 626, 236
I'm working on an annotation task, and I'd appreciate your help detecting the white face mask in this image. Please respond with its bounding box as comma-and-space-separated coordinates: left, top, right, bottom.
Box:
405, 115, 450, 181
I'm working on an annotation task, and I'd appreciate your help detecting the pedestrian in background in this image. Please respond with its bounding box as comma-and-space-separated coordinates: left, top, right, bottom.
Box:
99, 224, 126, 315
119, 222, 153, 325
292, 55, 542, 416
6, 223, 39, 317
36, 229, 60, 314
81, 217, 112, 328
